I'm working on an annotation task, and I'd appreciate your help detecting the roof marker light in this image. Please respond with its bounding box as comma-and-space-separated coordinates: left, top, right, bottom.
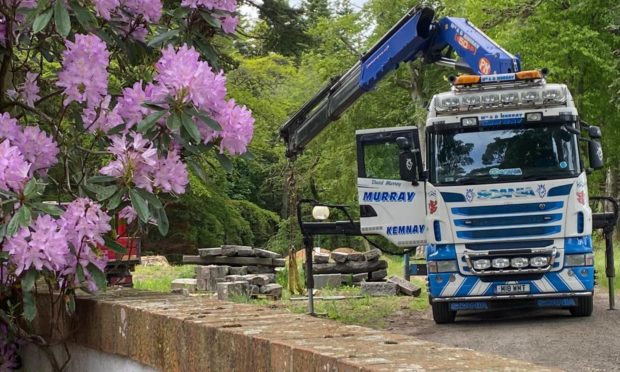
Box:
516, 70, 543, 80
453, 75, 481, 85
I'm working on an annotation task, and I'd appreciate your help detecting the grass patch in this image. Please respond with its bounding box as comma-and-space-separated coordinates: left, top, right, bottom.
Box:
133, 264, 196, 292
594, 239, 620, 289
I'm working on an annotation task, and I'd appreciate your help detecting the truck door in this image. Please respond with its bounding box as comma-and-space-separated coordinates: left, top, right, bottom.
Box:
356, 126, 427, 247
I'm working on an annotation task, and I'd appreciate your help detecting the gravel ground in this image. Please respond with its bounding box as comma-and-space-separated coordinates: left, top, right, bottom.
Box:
385, 292, 620, 371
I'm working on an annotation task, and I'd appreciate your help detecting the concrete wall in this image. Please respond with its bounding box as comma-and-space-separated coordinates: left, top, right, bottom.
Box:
25, 289, 557, 371
21, 343, 156, 372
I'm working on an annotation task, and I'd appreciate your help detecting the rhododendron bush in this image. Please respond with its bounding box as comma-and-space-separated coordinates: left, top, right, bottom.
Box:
0, 0, 253, 368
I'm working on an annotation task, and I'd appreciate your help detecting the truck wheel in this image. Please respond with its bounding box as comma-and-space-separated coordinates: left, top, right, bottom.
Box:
569, 295, 593, 317
432, 301, 456, 324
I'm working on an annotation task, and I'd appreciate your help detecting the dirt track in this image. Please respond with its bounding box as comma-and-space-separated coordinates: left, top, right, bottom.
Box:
385, 292, 620, 371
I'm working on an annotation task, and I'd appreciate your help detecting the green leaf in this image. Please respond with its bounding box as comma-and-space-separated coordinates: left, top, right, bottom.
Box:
31, 202, 64, 216
22, 268, 37, 292
147, 29, 180, 47
54, 0, 71, 37
103, 235, 126, 254
0, 251, 8, 261
199, 10, 221, 28
156, 207, 169, 236
167, 112, 181, 131
22, 290, 37, 322
65, 293, 76, 314
96, 185, 118, 201
180, 112, 201, 143
135, 188, 162, 209
71, 2, 96, 30
0, 224, 6, 242
216, 153, 233, 172
172, 7, 189, 18
241, 150, 255, 160
129, 189, 149, 223
7, 207, 31, 236
76, 264, 85, 283
142, 101, 166, 111
23, 179, 46, 200
107, 190, 122, 210
88, 175, 117, 184
86, 263, 107, 291
137, 111, 166, 133
186, 108, 221, 131
187, 158, 208, 184
32, 8, 53, 33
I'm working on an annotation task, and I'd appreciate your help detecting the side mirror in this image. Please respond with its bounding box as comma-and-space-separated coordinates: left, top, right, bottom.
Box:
589, 126, 602, 139
396, 137, 418, 184
396, 136, 411, 151
588, 140, 604, 170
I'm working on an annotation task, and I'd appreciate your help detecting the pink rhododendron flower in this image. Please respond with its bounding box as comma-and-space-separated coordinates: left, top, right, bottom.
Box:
92, 0, 119, 20
57, 34, 110, 106
0, 140, 30, 193
119, 205, 137, 224
100, 133, 158, 191
5, 215, 69, 275
0, 112, 22, 140
152, 149, 188, 194
181, 0, 236, 12
12, 125, 59, 174
0, 113, 59, 175
7, 72, 40, 107
154, 44, 227, 110
220, 16, 238, 34
59, 198, 111, 263
81, 95, 123, 133
122, 0, 162, 23
215, 99, 254, 155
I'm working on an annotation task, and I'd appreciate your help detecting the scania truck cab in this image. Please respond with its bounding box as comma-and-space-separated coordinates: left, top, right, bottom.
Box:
355, 70, 604, 323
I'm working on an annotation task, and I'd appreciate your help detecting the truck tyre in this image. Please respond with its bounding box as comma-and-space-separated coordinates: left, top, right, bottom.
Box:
569, 295, 593, 317
432, 301, 456, 324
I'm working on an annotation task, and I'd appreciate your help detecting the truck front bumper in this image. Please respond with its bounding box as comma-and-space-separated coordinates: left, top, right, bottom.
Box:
428, 266, 595, 301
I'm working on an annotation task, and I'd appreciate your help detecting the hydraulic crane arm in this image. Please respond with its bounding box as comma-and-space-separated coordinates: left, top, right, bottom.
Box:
280, 6, 522, 158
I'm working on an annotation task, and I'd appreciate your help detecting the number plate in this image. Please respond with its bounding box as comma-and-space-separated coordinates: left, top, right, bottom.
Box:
495, 284, 530, 294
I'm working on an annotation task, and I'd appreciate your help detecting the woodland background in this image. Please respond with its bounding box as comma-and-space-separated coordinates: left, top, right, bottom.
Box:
146, 0, 620, 257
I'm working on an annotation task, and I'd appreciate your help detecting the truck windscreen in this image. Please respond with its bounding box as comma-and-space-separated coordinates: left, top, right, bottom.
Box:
431, 122, 580, 185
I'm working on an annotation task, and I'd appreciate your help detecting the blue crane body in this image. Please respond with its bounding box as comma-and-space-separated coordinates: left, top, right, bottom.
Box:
281, 7, 608, 323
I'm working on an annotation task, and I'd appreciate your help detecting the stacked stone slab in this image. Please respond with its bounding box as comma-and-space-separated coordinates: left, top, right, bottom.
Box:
180, 245, 284, 300
183, 245, 285, 275
312, 248, 389, 288
311, 248, 421, 297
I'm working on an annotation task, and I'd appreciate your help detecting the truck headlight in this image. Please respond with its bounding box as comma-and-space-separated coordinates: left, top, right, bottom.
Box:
428, 260, 458, 273
492, 258, 510, 269
565, 253, 594, 267
472, 259, 491, 270
511, 257, 529, 268
530, 256, 550, 267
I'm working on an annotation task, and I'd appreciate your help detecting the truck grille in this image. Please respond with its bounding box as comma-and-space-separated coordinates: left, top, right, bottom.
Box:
451, 202, 564, 241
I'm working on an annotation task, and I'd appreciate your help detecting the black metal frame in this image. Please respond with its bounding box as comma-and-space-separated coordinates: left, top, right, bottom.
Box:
296, 199, 362, 315
591, 196, 619, 310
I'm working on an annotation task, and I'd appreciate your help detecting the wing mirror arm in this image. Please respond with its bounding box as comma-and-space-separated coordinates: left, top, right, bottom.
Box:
396, 136, 419, 185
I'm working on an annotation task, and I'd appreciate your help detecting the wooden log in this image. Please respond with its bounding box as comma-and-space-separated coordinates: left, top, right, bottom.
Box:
312, 259, 387, 274
198, 247, 222, 257
253, 248, 282, 258
347, 252, 365, 262
313, 253, 330, 264
330, 251, 348, 263
221, 245, 254, 257
364, 248, 382, 261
